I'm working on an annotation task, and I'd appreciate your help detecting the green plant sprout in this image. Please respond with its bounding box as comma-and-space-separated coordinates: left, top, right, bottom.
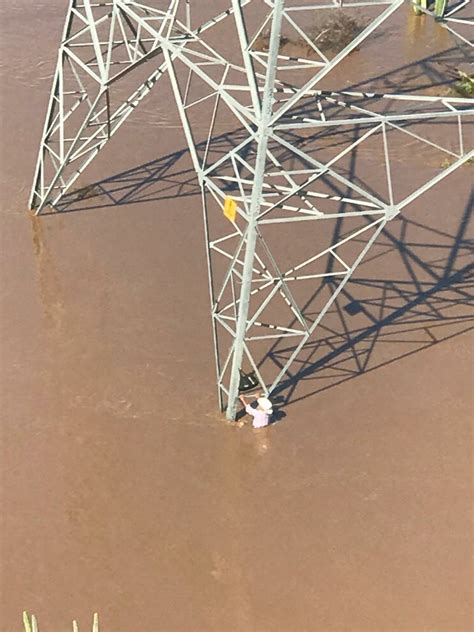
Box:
23, 612, 99, 632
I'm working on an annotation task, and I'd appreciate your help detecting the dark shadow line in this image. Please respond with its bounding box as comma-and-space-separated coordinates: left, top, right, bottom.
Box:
273, 261, 474, 401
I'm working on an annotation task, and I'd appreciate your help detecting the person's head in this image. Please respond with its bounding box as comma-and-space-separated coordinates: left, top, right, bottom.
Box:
257, 396, 273, 415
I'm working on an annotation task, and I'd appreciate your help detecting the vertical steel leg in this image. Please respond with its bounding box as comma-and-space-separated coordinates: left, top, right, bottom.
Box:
225, 0, 285, 420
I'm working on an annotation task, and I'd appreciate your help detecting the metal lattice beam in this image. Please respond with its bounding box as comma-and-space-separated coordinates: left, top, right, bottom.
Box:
30, 0, 474, 419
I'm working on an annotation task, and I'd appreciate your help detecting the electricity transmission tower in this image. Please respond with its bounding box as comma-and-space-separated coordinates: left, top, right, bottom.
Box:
30, 0, 473, 419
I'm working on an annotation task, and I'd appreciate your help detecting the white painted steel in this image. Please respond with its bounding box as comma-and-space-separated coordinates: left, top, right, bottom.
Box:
29, 0, 474, 418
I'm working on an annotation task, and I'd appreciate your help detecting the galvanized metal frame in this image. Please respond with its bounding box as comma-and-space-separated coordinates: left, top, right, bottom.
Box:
30, 0, 473, 419
413, 0, 473, 48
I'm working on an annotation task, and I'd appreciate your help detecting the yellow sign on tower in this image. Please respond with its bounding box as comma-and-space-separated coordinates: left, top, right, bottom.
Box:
223, 196, 237, 222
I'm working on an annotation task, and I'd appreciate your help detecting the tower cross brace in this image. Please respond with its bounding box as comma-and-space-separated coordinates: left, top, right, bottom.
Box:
29, 0, 474, 418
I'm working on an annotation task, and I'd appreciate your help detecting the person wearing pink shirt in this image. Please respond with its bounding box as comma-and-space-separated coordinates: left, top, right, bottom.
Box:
239, 393, 273, 428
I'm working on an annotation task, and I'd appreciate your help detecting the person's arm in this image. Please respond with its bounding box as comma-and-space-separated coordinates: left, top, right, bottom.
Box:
239, 395, 256, 416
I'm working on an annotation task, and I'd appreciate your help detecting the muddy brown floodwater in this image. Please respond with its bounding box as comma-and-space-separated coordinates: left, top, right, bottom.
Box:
1, 2, 473, 631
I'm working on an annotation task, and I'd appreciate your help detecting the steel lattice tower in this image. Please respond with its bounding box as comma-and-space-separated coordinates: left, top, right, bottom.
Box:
30, 0, 473, 419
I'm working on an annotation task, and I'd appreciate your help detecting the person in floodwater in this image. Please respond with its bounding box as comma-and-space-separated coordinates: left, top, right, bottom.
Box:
239, 393, 273, 428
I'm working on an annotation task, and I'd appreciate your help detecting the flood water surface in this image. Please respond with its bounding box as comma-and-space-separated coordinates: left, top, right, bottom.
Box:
1, 2, 473, 631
